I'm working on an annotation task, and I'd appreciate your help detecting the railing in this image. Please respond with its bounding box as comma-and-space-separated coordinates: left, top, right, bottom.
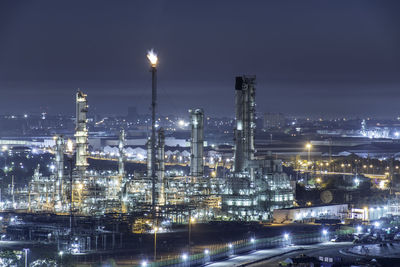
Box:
138, 228, 355, 267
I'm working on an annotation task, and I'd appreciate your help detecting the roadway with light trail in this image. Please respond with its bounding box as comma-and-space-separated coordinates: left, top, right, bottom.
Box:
205, 242, 354, 267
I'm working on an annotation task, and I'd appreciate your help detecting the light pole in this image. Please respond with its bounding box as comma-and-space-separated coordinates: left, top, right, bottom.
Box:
23, 248, 29, 267
59, 251, 64, 266
153, 226, 158, 261
147, 49, 158, 221
188, 217, 195, 254
305, 143, 312, 169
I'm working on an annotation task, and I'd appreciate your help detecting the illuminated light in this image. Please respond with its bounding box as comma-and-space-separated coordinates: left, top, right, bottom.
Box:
1, 145, 8, 152
67, 139, 74, 153
322, 229, 328, 236
141, 261, 148, 267
147, 49, 158, 67
228, 243, 233, 249
374, 222, 381, 228
204, 249, 209, 255
357, 226, 362, 233
178, 120, 185, 127
305, 143, 312, 149
59, 251, 64, 256
181, 253, 188, 261
250, 238, 255, 243
284, 233, 289, 240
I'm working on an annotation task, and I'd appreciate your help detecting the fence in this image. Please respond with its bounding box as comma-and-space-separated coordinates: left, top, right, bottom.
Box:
139, 228, 355, 267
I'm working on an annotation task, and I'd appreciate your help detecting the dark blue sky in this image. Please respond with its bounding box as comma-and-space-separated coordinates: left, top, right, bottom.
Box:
0, 1, 400, 118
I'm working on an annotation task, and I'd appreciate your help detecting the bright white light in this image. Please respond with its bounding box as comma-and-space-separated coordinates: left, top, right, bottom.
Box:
67, 139, 74, 153
284, 233, 290, 240
357, 226, 362, 233
147, 49, 158, 67
59, 251, 64, 256
374, 221, 381, 228
178, 120, 185, 127
181, 253, 188, 261
250, 238, 255, 243
322, 229, 328, 236
228, 243, 233, 249
204, 249, 209, 255
141, 261, 148, 267
395, 132, 400, 137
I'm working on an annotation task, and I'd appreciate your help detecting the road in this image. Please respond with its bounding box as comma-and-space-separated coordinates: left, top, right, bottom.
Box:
248, 242, 355, 266
205, 242, 354, 267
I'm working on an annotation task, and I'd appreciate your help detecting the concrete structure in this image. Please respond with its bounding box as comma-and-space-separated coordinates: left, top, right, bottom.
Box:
75, 91, 89, 173
189, 108, 204, 179
234, 75, 256, 173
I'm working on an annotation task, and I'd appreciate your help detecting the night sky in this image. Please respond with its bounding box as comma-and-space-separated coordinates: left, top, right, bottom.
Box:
1, 1, 400, 118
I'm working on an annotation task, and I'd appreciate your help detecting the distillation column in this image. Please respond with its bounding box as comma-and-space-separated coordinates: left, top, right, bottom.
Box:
189, 109, 204, 180
75, 91, 89, 174
118, 129, 125, 177
157, 128, 165, 205
147, 138, 152, 179
54, 135, 65, 205
233, 76, 256, 173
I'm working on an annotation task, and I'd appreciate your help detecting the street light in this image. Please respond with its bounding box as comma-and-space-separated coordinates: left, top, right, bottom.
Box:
284, 233, 290, 240
59, 251, 64, 266
305, 143, 312, 171
204, 249, 209, 255
188, 216, 195, 253
153, 226, 158, 261
141, 260, 148, 267
23, 248, 29, 267
322, 229, 328, 237
181, 253, 188, 261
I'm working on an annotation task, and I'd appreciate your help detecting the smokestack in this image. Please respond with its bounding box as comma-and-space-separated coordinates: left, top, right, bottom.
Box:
233, 76, 256, 173
189, 109, 204, 179
75, 90, 89, 173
